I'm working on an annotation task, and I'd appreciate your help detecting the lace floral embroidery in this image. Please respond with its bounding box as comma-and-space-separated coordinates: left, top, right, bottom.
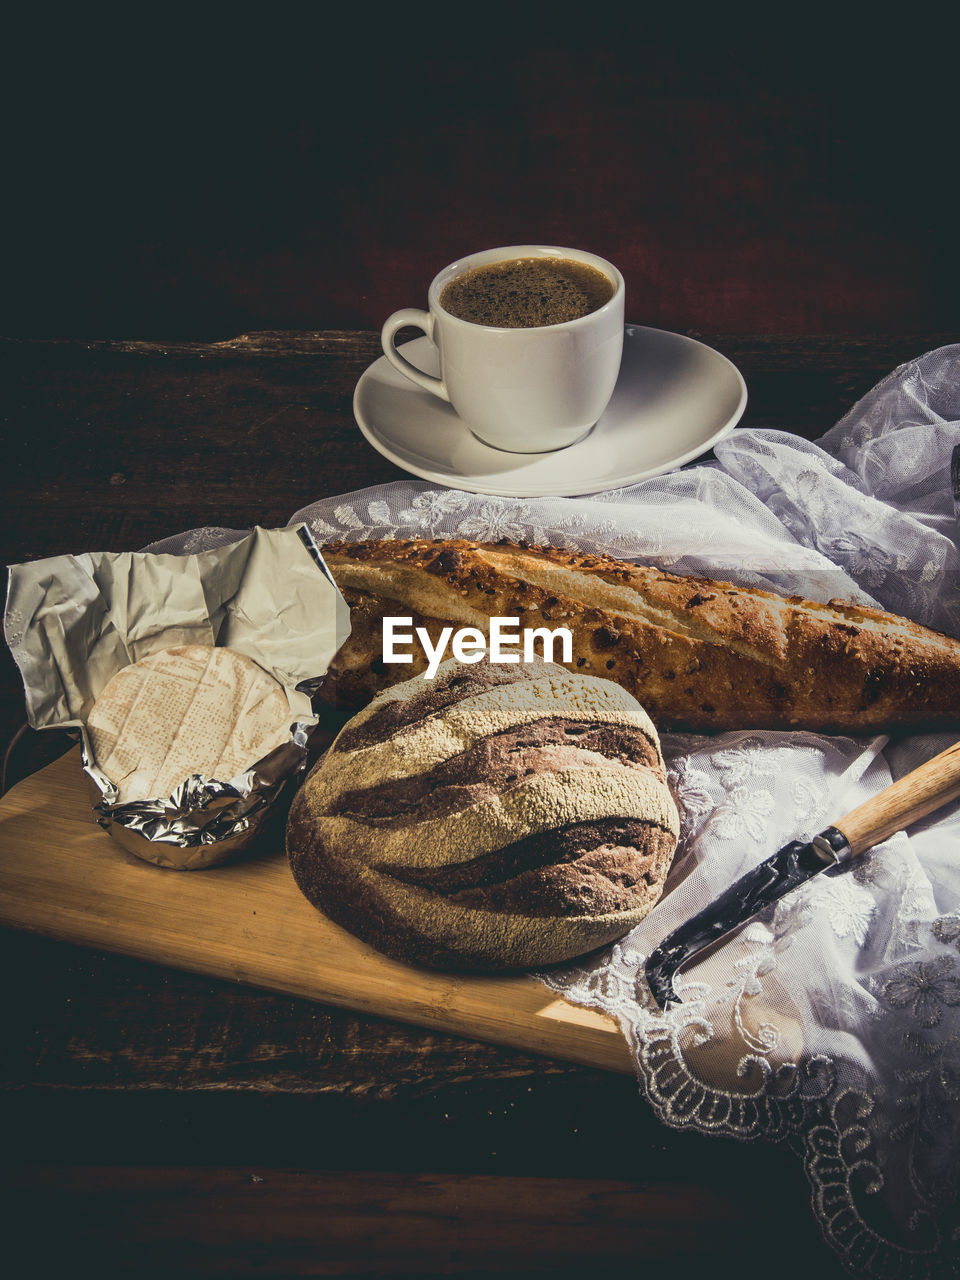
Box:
806, 875, 876, 947
883, 958, 960, 1029
932, 915, 960, 951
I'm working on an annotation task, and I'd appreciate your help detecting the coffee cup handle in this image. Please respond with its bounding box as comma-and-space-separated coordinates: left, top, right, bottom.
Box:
381, 309, 450, 402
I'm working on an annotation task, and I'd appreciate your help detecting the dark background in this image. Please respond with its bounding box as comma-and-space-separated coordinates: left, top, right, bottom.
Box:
3, 10, 958, 343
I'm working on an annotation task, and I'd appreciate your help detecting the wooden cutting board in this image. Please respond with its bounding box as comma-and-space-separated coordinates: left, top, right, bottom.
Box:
0, 749, 632, 1073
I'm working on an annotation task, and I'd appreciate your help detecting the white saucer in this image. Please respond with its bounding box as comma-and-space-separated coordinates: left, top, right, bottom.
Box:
353, 324, 747, 498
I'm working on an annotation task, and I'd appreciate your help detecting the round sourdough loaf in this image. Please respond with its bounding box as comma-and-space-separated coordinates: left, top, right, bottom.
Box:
287, 658, 680, 971
87, 644, 292, 805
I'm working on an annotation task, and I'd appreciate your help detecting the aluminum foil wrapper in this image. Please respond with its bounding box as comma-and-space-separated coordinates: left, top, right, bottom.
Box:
5, 524, 351, 870
82, 721, 314, 870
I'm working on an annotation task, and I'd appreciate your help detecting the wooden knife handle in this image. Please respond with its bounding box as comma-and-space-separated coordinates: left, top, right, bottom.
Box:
835, 738, 960, 857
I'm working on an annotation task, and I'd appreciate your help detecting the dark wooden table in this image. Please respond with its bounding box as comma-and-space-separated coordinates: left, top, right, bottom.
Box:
1, 330, 951, 1277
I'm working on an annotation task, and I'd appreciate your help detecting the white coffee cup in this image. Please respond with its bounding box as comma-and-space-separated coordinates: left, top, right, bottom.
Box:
380, 245, 625, 453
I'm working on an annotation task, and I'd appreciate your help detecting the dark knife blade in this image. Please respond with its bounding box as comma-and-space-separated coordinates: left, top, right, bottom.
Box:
644, 826, 851, 1010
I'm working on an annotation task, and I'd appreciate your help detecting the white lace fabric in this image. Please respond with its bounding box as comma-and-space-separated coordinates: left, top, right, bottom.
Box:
151, 345, 960, 1277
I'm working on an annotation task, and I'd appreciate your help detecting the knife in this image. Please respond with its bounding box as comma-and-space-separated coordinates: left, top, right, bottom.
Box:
644, 737, 960, 1010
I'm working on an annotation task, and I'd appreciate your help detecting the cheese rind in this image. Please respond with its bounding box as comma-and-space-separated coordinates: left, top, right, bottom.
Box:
87, 645, 291, 804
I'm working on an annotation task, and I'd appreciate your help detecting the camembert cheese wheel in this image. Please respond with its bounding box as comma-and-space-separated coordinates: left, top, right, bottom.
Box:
87, 645, 291, 804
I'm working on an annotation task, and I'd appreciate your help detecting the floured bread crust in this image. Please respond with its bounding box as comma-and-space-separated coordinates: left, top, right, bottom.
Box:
287, 659, 680, 971
87, 645, 291, 804
318, 539, 960, 733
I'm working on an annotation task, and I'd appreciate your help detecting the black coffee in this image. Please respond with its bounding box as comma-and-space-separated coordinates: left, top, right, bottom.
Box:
439, 256, 615, 328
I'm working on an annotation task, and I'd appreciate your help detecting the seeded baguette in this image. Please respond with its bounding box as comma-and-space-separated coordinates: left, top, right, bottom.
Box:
317, 538, 960, 734
288, 659, 679, 970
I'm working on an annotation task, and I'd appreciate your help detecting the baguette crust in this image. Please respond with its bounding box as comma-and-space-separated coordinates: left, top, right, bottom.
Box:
319, 538, 960, 734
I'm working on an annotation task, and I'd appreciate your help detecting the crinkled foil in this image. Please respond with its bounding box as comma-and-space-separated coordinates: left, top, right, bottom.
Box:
83, 722, 314, 870
5, 524, 351, 870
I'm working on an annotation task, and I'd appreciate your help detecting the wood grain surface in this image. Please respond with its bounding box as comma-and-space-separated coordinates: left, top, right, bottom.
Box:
0, 1166, 850, 1278
0, 749, 632, 1073
837, 738, 960, 854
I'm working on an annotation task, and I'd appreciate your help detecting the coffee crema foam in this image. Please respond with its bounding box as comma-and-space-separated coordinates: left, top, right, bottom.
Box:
439, 257, 615, 328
